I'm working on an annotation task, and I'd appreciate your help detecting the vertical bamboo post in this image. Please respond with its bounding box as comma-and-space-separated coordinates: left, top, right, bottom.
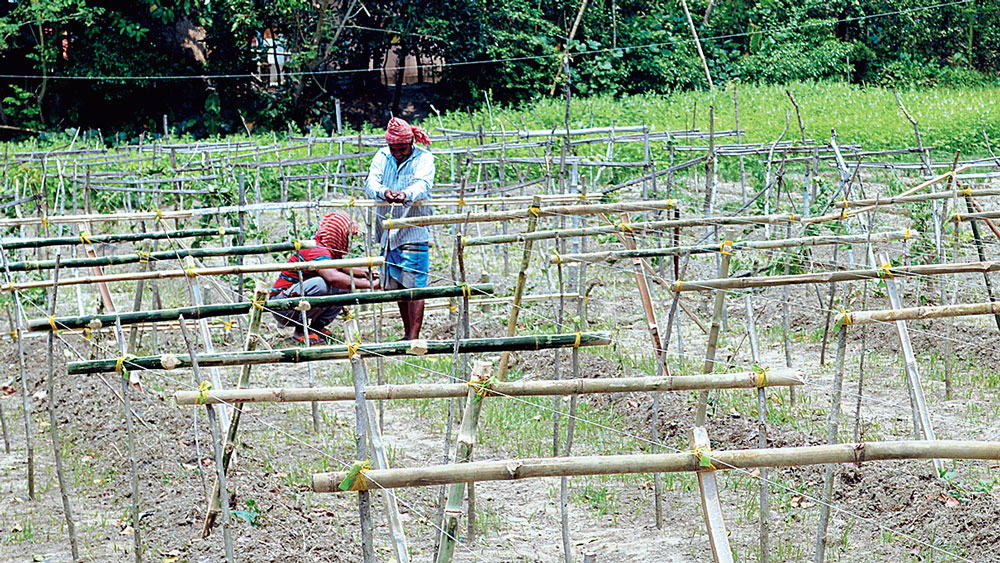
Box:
436, 360, 493, 563
496, 196, 542, 381
201, 282, 269, 536
679, 0, 713, 88
696, 250, 731, 426
962, 194, 1000, 331
114, 317, 143, 563
814, 326, 848, 563
127, 239, 152, 352
743, 294, 768, 563
349, 347, 375, 563
45, 257, 80, 560
691, 427, 733, 562
10, 300, 34, 499
178, 318, 234, 563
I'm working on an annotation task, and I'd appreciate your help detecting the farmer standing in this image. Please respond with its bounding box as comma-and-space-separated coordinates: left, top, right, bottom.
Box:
364, 117, 435, 340
270, 211, 379, 344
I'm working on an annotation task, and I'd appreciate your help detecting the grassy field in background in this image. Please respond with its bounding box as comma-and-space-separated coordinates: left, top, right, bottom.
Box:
439, 81, 1000, 158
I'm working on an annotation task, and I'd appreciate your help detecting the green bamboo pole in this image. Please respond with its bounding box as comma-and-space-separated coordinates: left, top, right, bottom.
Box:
461, 213, 800, 247
496, 197, 541, 381
0, 227, 239, 250
550, 231, 913, 264
175, 368, 805, 405
382, 199, 680, 230
5, 240, 316, 272
313, 440, 1000, 492
436, 360, 493, 563
696, 253, 731, 426
70, 332, 611, 375
201, 282, 269, 537
29, 283, 493, 331
815, 326, 848, 563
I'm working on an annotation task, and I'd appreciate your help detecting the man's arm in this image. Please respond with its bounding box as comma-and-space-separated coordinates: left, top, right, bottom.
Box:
363, 149, 390, 201
401, 151, 435, 203
317, 267, 378, 290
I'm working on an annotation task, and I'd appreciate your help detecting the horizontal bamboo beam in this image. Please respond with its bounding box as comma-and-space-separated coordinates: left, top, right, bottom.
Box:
313, 440, 1000, 492
836, 187, 1000, 209
461, 214, 801, 247
5, 240, 314, 272
4, 256, 384, 291
674, 260, 1000, 293
29, 283, 492, 332
551, 231, 913, 264
174, 368, 804, 405
382, 199, 680, 230
838, 301, 1000, 326
0, 228, 240, 251
951, 210, 1000, 223
67, 331, 611, 374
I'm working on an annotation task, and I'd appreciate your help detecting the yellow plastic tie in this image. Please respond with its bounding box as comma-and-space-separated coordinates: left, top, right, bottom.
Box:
552, 249, 562, 265
880, 262, 894, 279
528, 206, 541, 218
347, 338, 361, 358
294, 239, 302, 252
578, 193, 589, 202
338, 459, 372, 491
448, 304, 458, 313
386, 217, 393, 229
961, 186, 972, 197
155, 208, 163, 220
720, 240, 734, 255
251, 299, 265, 311
664, 199, 676, 209
48, 315, 57, 331
9, 330, 18, 340
754, 366, 769, 389
789, 213, 796, 222
692, 447, 716, 471
346, 197, 356, 207
674, 280, 683, 292
343, 309, 354, 321
114, 356, 128, 375
222, 320, 233, 332
218, 226, 226, 236
903, 228, 911, 241
457, 198, 466, 207
468, 376, 496, 400
195, 381, 213, 405
620, 220, 634, 233
80, 232, 93, 245
840, 207, 849, 220
81, 328, 90, 341
573, 331, 582, 348
40, 217, 49, 228
366, 257, 374, 269
184, 265, 197, 277
461, 283, 472, 299
138, 251, 150, 263
954, 213, 962, 223
839, 306, 854, 326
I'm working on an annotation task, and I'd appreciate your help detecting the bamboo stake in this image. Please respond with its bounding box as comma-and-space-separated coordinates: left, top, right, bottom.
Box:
174, 369, 805, 405
113, 317, 143, 563
30, 283, 491, 331
382, 199, 679, 230
178, 318, 234, 563
9, 302, 34, 500
70, 332, 612, 375
743, 295, 768, 563
550, 231, 912, 264
838, 301, 1000, 326
696, 252, 731, 426
313, 440, 1000, 492
691, 427, 733, 563
962, 194, 1000, 331
497, 197, 542, 381
0, 227, 239, 250
673, 260, 1000, 293
348, 344, 375, 563
815, 326, 847, 563
436, 360, 493, 563
5, 255, 384, 292
4, 239, 316, 272
461, 213, 799, 247
45, 257, 80, 560
835, 179, 985, 208
201, 282, 269, 536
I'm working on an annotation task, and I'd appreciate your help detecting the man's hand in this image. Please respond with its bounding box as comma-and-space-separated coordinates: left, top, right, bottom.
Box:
383, 189, 407, 204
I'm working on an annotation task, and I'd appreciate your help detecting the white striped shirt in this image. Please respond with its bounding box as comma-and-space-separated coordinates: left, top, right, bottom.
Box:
363, 146, 435, 251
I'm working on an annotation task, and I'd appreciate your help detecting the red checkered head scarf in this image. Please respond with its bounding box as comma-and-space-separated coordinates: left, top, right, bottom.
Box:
385, 117, 431, 146
314, 212, 359, 258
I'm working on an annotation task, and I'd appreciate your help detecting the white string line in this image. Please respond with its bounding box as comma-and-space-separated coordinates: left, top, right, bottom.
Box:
0, 0, 976, 81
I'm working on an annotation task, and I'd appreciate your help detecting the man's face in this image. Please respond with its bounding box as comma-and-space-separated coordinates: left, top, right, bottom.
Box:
389, 142, 413, 164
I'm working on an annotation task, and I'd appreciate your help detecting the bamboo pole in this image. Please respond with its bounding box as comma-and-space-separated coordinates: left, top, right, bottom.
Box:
815, 327, 848, 563
436, 360, 493, 563
835, 182, 992, 208
691, 427, 733, 563
4, 256, 384, 291
673, 260, 1000, 292
461, 213, 800, 247
29, 283, 491, 331
0, 227, 239, 250
743, 295, 768, 563
497, 197, 542, 381
313, 440, 1000, 492
838, 301, 1000, 326
696, 253, 731, 426
551, 231, 913, 264
70, 332, 612, 375
383, 199, 680, 230
175, 368, 805, 405
201, 282, 269, 536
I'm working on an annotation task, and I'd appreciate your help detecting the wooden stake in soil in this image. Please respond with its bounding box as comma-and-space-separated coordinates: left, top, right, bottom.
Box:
814, 326, 847, 563
113, 317, 144, 563
348, 342, 375, 563
178, 318, 234, 563
690, 427, 733, 563
44, 257, 80, 560
743, 294, 769, 563
497, 196, 542, 381
696, 251, 731, 426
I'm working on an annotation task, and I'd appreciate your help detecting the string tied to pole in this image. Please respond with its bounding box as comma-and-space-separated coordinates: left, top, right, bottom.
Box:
674, 280, 683, 292
528, 206, 541, 218
468, 375, 497, 401
222, 320, 233, 332
137, 251, 151, 263
692, 447, 716, 471
879, 261, 895, 279
80, 232, 93, 245
620, 219, 633, 233
9, 330, 18, 340
342, 308, 354, 321
48, 315, 58, 331
195, 381, 213, 405
904, 228, 912, 241
345, 197, 356, 207
719, 240, 734, 255
251, 299, 266, 311
838, 306, 853, 327
82, 327, 91, 341
961, 186, 972, 197
40, 217, 49, 229
155, 208, 163, 220
114, 354, 135, 379
954, 213, 962, 223
386, 217, 393, 229
293, 239, 302, 252
338, 459, 371, 491
573, 331, 582, 348
664, 199, 676, 209
218, 226, 226, 236
552, 248, 562, 265
461, 283, 472, 299
347, 338, 361, 358
752, 364, 769, 388
184, 265, 197, 277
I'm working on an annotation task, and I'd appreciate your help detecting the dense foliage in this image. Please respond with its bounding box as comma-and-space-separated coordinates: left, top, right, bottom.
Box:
0, 0, 997, 136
